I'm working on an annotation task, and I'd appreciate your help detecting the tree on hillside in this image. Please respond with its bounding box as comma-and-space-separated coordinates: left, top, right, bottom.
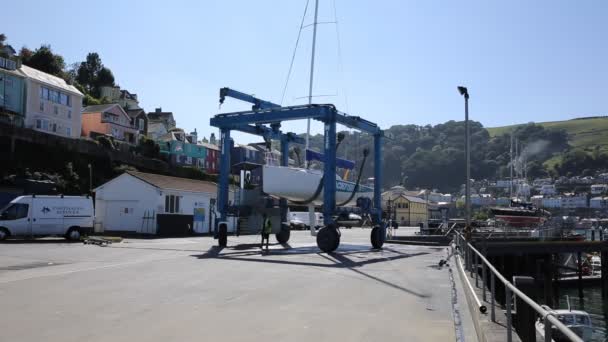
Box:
76, 52, 115, 98
21, 45, 66, 78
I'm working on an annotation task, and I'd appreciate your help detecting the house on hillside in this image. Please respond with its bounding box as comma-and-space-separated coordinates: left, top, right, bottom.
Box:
591, 184, 608, 195
561, 193, 588, 209
81, 104, 138, 144
126, 108, 147, 138
159, 128, 207, 170
94, 171, 235, 236
200, 142, 220, 174
147, 107, 176, 140
0, 56, 26, 125
590, 197, 608, 209
100, 85, 140, 110
20, 64, 84, 138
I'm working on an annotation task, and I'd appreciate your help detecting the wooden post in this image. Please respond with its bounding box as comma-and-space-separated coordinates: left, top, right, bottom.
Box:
577, 252, 584, 299
553, 254, 560, 305
601, 251, 608, 298
513, 276, 536, 342
543, 254, 553, 307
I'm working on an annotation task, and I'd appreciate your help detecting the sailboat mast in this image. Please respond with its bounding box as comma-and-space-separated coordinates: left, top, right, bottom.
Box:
305, 0, 320, 168
510, 132, 513, 199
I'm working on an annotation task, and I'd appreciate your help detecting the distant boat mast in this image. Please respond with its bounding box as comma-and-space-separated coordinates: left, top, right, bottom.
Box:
305, 0, 320, 168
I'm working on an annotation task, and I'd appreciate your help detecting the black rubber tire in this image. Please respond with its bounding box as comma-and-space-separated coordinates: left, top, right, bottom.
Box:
371, 225, 384, 249
65, 227, 81, 241
276, 225, 291, 244
218, 224, 228, 247
0, 227, 9, 241
317, 224, 340, 253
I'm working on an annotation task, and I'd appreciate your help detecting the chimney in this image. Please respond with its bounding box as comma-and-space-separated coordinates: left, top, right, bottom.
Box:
155, 107, 162, 113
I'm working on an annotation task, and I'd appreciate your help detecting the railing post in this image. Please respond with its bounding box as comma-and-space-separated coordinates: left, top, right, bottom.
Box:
470, 249, 475, 278
475, 254, 479, 288
506, 287, 512, 342
544, 317, 552, 342
482, 260, 487, 301
491, 272, 496, 322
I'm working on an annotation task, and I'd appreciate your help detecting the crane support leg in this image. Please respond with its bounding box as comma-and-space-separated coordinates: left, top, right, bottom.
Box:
216, 128, 231, 246
371, 133, 385, 249
276, 137, 291, 244
317, 117, 340, 253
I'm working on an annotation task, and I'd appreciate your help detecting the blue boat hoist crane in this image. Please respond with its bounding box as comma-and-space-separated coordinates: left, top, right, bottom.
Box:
211, 87, 385, 252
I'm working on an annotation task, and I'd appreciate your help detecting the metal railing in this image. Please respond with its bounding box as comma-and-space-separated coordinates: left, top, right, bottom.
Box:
453, 232, 583, 342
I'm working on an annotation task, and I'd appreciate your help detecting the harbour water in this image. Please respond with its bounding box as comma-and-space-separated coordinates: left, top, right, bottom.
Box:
558, 287, 608, 341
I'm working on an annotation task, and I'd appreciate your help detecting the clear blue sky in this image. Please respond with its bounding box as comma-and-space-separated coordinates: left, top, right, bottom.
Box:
4, 0, 607, 143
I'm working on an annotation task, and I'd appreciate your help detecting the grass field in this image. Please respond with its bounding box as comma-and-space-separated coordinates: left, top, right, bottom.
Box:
486, 116, 608, 152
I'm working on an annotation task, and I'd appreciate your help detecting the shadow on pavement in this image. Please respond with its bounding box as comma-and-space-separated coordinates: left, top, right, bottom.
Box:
190, 242, 431, 298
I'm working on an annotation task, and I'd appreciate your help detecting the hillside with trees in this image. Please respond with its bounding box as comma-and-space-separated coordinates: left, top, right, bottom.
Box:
302, 119, 606, 193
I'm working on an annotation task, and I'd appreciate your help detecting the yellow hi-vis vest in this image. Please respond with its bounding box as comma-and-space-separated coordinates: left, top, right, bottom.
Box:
263, 218, 272, 234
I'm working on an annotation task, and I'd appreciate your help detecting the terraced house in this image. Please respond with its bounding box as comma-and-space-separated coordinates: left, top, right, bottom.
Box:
81, 104, 138, 144
0, 56, 25, 125
22, 65, 83, 138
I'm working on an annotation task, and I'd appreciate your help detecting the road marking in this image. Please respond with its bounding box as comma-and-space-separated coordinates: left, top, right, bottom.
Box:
0, 254, 185, 284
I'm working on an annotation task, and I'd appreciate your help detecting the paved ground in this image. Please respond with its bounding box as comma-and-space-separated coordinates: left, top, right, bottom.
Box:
0, 228, 475, 342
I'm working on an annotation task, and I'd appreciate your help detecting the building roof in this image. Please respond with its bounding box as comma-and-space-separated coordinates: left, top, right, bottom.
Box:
404, 195, 427, 204
19, 64, 82, 96
82, 104, 118, 113
147, 111, 174, 121
199, 142, 220, 150
126, 108, 146, 119
382, 190, 427, 204
126, 171, 217, 194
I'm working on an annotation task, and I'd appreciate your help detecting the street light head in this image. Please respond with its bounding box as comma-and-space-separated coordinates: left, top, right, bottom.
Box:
457, 86, 469, 98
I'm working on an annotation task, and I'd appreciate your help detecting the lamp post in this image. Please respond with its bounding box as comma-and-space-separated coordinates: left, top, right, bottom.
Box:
88, 163, 92, 193
458, 86, 471, 239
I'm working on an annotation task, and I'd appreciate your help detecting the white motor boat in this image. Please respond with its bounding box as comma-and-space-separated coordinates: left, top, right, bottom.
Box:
535, 306, 593, 341
262, 165, 373, 206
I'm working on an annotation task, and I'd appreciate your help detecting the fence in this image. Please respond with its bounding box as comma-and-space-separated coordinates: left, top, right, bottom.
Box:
453, 232, 583, 342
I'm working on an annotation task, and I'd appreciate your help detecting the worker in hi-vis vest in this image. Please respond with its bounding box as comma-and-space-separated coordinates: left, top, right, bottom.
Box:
261, 214, 272, 253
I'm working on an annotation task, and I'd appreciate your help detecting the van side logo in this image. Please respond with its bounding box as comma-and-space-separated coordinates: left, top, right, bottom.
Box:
41, 207, 51, 214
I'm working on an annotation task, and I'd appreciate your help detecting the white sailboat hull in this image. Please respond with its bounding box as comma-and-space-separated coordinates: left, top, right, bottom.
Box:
262, 165, 373, 206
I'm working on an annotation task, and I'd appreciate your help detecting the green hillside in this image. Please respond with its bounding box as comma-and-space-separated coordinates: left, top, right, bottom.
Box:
487, 116, 608, 152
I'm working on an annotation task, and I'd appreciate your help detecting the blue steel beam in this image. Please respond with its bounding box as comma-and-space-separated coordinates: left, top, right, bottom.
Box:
373, 133, 383, 225
280, 135, 290, 229
216, 128, 232, 234
211, 104, 332, 128
322, 117, 337, 225
235, 124, 305, 145
211, 104, 383, 136
219, 87, 280, 110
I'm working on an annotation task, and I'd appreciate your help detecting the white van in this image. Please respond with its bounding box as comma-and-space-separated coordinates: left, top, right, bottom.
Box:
0, 195, 94, 241
289, 211, 324, 230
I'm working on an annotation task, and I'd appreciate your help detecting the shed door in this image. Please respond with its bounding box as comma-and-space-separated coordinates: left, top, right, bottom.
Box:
104, 201, 139, 232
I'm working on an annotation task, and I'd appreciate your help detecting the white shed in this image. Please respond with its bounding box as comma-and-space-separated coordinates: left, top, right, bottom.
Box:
94, 171, 234, 235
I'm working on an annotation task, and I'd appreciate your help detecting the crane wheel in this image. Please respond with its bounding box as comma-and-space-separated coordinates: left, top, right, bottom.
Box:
317, 224, 340, 253
371, 225, 384, 249
276, 224, 291, 244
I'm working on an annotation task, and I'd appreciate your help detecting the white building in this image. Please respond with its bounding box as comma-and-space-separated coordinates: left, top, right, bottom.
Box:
20, 65, 84, 138
471, 194, 495, 207
561, 193, 588, 209
590, 197, 608, 209
496, 197, 510, 206
533, 178, 553, 187
591, 184, 608, 195
540, 184, 557, 196
542, 197, 562, 208
531, 195, 544, 208
94, 171, 234, 235
496, 180, 512, 188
